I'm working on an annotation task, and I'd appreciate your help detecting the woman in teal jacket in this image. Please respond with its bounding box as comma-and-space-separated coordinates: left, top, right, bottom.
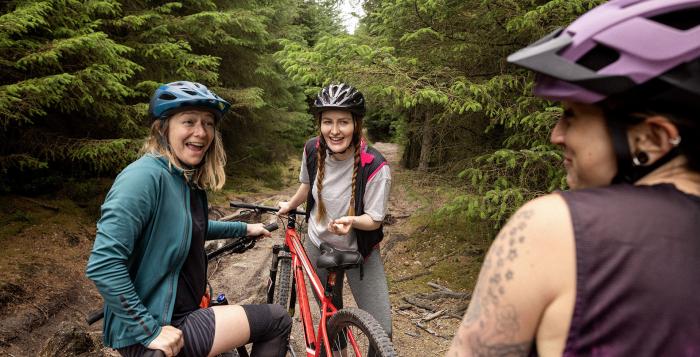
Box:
86, 81, 291, 357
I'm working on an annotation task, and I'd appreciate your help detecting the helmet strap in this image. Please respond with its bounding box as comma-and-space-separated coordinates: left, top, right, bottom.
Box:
326, 144, 353, 157
608, 119, 681, 184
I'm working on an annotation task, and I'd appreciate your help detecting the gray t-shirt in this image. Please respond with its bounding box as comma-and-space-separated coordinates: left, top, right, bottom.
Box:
300, 149, 391, 250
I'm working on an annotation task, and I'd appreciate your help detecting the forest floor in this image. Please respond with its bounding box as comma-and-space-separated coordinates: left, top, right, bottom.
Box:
0, 142, 491, 357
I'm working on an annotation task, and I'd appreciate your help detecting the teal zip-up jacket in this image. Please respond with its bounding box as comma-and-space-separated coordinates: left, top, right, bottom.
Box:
86, 155, 247, 349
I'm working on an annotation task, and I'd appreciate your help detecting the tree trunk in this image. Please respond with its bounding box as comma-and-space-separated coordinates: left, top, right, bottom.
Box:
401, 109, 421, 169
418, 109, 433, 171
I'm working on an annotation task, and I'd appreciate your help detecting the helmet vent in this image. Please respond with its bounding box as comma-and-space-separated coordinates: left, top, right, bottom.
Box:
159, 93, 177, 100
183, 90, 197, 96
576, 44, 620, 71
649, 7, 700, 31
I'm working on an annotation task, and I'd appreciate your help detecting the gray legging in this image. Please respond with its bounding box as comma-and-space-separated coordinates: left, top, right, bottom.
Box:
304, 239, 393, 337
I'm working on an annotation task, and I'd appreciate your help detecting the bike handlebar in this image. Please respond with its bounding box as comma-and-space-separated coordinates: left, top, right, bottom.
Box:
230, 201, 307, 217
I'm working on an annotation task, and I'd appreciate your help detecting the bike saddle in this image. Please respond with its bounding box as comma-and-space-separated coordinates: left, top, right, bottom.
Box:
317, 242, 363, 271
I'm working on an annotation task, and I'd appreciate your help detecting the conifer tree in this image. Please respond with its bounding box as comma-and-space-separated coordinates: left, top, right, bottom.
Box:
276, 0, 605, 227
1, 0, 142, 190
1, 0, 329, 192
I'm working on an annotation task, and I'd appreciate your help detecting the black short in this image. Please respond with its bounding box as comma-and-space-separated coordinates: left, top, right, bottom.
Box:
118, 308, 215, 357
118, 304, 291, 357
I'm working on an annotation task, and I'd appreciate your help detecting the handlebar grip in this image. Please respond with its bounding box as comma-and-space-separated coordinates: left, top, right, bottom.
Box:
143, 350, 166, 357
264, 222, 279, 232
86, 309, 104, 325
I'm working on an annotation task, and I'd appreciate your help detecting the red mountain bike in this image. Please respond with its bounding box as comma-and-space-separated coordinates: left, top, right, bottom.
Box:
230, 202, 396, 357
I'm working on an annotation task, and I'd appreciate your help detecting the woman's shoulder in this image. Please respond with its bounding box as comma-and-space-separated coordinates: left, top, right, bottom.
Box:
517, 193, 570, 224
115, 155, 170, 184
505, 193, 573, 248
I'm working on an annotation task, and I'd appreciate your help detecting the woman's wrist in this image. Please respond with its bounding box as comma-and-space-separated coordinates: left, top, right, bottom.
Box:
348, 216, 357, 228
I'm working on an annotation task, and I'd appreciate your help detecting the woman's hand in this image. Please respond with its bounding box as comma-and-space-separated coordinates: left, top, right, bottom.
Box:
328, 216, 354, 236
247, 223, 272, 237
146, 325, 184, 357
277, 201, 294, 215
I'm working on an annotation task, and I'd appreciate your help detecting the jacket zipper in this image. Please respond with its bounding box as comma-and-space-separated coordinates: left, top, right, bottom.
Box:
162, 179, 191, 324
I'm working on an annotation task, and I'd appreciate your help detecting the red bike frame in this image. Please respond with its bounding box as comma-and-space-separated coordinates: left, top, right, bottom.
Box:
227, 202, 369, 356
282, 221, 363, 357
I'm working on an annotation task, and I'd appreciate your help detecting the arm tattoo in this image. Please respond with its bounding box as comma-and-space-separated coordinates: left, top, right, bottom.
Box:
453, 209, 535, 356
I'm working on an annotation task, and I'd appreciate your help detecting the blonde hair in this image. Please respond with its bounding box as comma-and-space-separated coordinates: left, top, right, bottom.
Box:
140, 117, 227, 190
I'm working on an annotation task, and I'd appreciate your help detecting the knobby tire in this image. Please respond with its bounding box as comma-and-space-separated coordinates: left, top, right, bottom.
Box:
323, 308, 396, 357
274, 251, 293, 310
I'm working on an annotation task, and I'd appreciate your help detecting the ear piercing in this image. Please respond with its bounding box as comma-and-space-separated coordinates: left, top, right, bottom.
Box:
669, 136, 682, 146
632, 151, 649, 166
632, 136, 682, 166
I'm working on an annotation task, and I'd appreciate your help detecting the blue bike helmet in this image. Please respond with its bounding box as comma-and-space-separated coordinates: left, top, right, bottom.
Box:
148, 81, 231, 121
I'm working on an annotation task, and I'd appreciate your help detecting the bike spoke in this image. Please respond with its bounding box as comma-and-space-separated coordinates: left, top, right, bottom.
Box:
330, 324, 374, 356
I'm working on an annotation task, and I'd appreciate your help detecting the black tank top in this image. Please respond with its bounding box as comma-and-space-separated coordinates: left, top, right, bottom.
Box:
559, 183, 700, 356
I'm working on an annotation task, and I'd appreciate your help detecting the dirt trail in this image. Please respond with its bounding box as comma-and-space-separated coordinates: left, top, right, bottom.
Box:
212, 142, 460, 357
0, 142, 463, 356
373, 143, 462, 356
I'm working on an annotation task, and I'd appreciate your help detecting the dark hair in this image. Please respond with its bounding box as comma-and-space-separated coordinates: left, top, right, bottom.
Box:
601, 97, 700, 173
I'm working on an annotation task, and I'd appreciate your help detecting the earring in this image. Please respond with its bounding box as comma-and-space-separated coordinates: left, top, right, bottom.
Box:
632, 151, 649, 166
669, 136, 682, 147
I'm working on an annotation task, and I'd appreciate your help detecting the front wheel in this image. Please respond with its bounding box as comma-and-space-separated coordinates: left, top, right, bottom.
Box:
323, 308, 396, 357
273, 251, 293, 310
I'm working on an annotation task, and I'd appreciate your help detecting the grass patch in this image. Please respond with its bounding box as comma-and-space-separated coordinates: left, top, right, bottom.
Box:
394, 211, 492, 293
385, 163, 495, 295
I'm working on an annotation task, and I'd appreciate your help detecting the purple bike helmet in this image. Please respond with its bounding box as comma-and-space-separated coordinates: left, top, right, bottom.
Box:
507, 0, 700, 104
508, 0, 700, 184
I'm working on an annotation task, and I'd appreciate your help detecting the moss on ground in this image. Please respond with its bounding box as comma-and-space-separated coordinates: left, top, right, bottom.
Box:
385, 165, 495, 295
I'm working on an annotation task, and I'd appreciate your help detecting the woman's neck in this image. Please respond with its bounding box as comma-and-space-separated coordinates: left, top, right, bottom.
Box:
329, 145, 355, 161
636, 156, 700, 196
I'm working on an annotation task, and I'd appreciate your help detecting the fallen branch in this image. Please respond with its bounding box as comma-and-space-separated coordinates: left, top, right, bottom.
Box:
416, 321, 450, 340
396, 309, 414, 317
422, 281, 471, 299
394, 271, 429, 283
447, 301, 470, 320
403, 295, 437, 312
404, 330, 420, 338
421, 309, 446, 322
421, 290, 471, 300
448, 312, 465, 320
427, 282, 451, 291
